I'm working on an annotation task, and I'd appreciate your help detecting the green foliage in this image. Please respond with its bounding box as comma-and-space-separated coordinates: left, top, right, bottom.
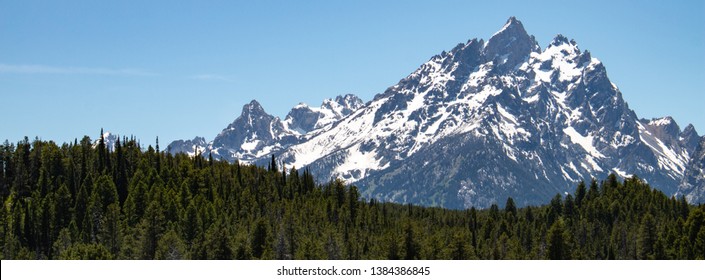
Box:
59, 243, 113, 260
1, 135, 704, 259
155, 228, 189, 260
547, 218, 570, 260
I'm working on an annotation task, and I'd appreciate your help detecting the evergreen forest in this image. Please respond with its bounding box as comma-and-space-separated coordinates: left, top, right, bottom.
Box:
1, 133, 704, 260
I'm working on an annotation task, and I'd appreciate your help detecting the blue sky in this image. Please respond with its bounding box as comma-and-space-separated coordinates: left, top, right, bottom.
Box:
1, 0, 703, 146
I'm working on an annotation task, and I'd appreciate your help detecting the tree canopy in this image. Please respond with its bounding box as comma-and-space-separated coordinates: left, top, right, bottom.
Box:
0, 136, 703, 259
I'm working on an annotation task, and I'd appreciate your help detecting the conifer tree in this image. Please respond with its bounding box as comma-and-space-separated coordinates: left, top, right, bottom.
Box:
547, 219, 569, 260
637, 213, 656, 259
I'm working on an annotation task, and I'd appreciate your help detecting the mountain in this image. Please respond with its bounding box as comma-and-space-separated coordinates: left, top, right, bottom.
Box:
166, 136, 207, 157
275, 17, 700, 208
93, 131, 120, 152
168, 17, 701, 208
206, 100, 299, 162
167, 94, 364, 162
284, 94, 365, 134
677, 136, 705, 204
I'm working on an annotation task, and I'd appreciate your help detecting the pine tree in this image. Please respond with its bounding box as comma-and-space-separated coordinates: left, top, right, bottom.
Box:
403, 222, 419, 260
547, 194, 562, 226
155, 228, 189, 260
547, 219, 570, 260
141, 201, 165, 259
98, 129, 106, 173
269, 154, 277, 172
251, 219, 268, 259
637, 213, 656, 259
504, 197, 517, 218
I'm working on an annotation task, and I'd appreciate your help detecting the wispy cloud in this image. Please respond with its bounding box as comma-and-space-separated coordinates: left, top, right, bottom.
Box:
189, 74, 234, 82
0, 63, 159, 76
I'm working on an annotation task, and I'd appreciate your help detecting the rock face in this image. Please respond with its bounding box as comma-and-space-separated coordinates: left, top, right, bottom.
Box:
206, 100, 298, 162
166, 136, 207, 157
284, 94, 365, 134
677, 137, 705, 204
168, 17, 702, 208
167, 95, 364, 162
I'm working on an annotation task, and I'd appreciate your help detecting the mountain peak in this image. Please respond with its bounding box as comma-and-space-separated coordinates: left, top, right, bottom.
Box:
93, 131, 119, 151
649, 116, 676, 127
492, 16, 523, 37
170, 17, 704, 208
680, 123, 701, 154
332, 94, 364, 112
683, 123, 698, 135
485, 17, 539, 69
550, 34, 571, 47
334, 93, 362, 104
241, 99, 266, 116
283, 94, 364, 136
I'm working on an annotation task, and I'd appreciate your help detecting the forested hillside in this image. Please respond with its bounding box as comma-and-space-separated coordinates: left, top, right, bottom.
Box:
1, 134, 703, 259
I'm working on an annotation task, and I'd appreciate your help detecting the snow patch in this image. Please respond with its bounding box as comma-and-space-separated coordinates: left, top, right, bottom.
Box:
612, 168, 629, 178
563, 126, 604, 158
240, 139, 260, 151
334, 144, 387, 183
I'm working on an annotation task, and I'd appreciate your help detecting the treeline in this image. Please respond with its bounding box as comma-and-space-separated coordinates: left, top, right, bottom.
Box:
0, 133, 704, 260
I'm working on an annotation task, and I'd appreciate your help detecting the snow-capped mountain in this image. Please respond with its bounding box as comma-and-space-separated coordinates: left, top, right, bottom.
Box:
275, 17, 700, 208
93, 131, 120, 152
284, 94, 364, 134
168, 17, 702, 208
167, 95, 364, 162
206, 100, 299, 162
166, 136, 207, 157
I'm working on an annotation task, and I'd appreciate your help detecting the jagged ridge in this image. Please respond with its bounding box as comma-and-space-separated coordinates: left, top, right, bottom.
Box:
168, 17, 702, 209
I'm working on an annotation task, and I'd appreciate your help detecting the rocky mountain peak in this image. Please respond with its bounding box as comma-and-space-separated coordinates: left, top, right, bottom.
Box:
241, 99, 267, 118
485, 17, 540, 70
168, 17, 703, 208
645, 116, 681, 140
549, 34, 571, 47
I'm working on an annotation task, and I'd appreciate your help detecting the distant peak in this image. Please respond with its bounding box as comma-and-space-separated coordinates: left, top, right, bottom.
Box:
550, 34, 571, 46
683, 123, 697, 134
334, 93, 363, 105
492, 16, 527, 38
293, 102, 309, 109
339, 93, 359, 100
502, 17, 521, 30
485, 17, 539, 69
246, 99, 261, 107
649, 116, 675, 126
241, 99, 267, 116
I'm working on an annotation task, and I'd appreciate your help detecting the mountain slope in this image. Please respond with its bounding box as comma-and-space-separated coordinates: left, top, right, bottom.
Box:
284, 94, 364, 134
167, 95, 364, 162
677, 136, 705, 204
168, 17, 701, 208
166, 136, 207, 157
207, 100, 298, 162
275, 17, 700, 208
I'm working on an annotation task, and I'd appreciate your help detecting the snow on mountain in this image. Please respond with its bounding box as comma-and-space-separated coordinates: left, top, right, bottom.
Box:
677, 136, 705, 204
275, 17, 701, 208
167, 95, 364, 163
203, 100, 298, 162
167, 136, 207, 157
167, 17, 702, 208
283, 94, 364, 134
93, 131, 120, 152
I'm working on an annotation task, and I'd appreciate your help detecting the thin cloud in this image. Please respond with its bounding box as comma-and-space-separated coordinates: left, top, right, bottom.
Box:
189, 74, 234, 82
0, 63, 159, 76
